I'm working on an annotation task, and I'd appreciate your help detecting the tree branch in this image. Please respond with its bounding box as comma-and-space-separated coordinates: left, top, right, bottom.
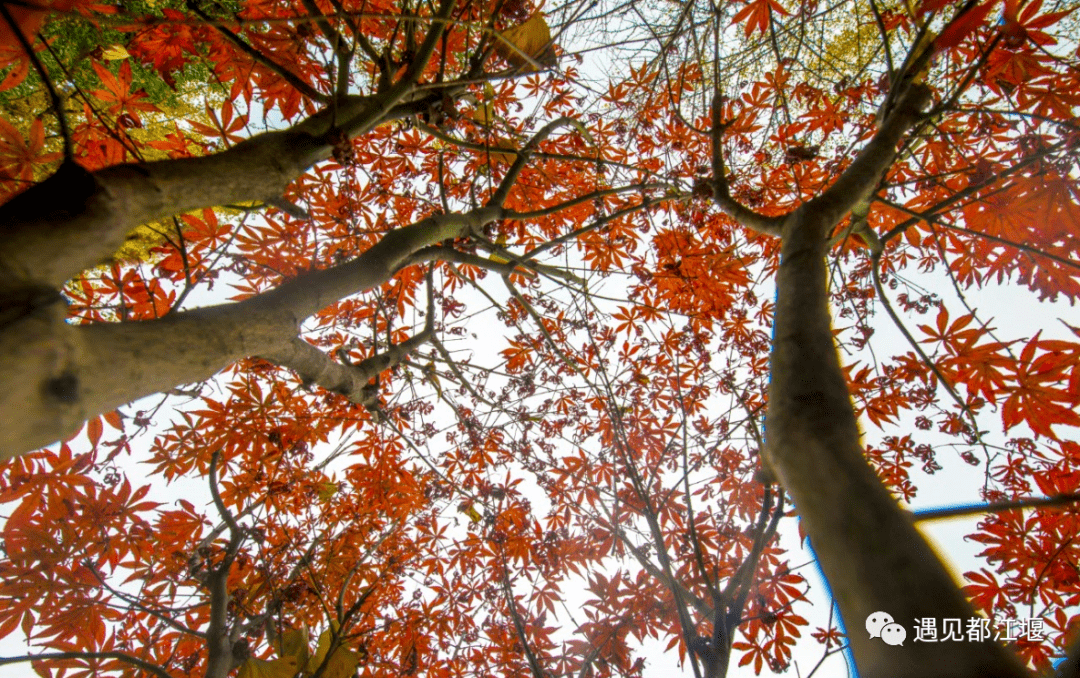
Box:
0, 0, 460, 294
913, 493, 1080, 522
416, 120, 662, 180
499, 563, 549, 678
337, 0, 458, 140
0, 92, 420, 291
612, 526, 713, 618
0, 1, 72, 161
429, 336, 493, 405
800, 80, 931, 230
187, 0, 331, 104
0, 651, 175, 678
87, 566, 206, 639
488, 116, 580, 208
209, 450, 243, 546
710, 90, 782, 237
262, 269, 437, 409
0, 207, 499, 459
755, 34, 1030, 676
204, 450, 243, 678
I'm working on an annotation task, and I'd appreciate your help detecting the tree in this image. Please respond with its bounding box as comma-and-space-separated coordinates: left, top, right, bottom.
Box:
0, 0, 1079, 676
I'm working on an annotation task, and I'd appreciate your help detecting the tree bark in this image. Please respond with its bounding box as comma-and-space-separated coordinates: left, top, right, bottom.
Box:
0, 93, 440, 293
0, 0, 478, 460
760, 82, 1028, 677
0, 209, 500, 460
0, 0, 458, 294
765, 206, 1026, 677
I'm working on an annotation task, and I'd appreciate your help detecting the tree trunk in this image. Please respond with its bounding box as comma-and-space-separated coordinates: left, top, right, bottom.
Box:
763, 205, 1026, 677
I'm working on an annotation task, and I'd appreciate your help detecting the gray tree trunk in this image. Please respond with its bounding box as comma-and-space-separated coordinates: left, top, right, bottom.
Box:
756, 81, 1028, 678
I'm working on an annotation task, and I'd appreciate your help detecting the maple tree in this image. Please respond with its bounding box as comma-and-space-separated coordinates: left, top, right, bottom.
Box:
1, 0, 1079, 677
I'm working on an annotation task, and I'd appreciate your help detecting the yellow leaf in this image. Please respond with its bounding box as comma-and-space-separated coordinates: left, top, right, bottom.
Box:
317, 481, 338, 502
277, 626, 309, 664
473, 102, 496, 125
568, 119, 596, 147
460, 505, 483, 523
495, 13, 557, 71
426, 364, 443, 399
110, 222, 169, 264
237, 657, 300, 678
307, 628, 359, 678
487, 149, 518, 165
102, 45, 130, 61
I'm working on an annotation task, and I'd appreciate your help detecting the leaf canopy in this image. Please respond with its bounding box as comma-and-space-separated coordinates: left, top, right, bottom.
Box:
0, 0, 1078, 676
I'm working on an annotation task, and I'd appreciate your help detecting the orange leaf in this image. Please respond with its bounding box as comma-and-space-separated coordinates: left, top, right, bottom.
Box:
86, 416, 103, 447
935, 2, 996, 50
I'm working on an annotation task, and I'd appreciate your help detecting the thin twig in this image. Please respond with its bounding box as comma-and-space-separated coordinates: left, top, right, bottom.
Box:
913, 493, 1080, 522
187, 0, 331, 104
0, 652, 174, 678
0, 1, 73, 160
